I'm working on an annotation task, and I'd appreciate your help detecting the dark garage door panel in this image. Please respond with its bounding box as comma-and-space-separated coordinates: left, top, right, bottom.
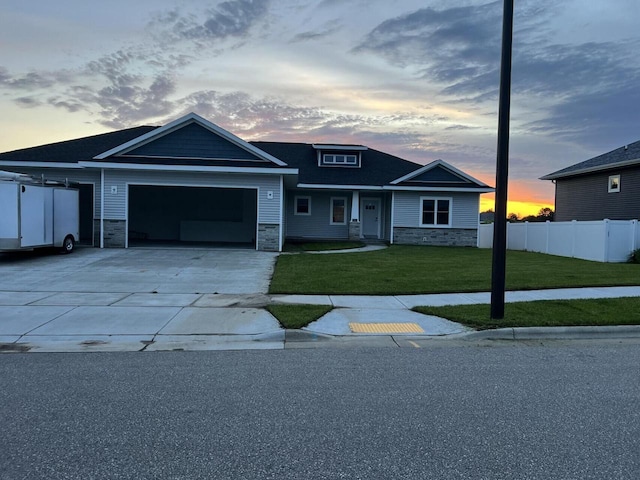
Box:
128, 185, 257, 245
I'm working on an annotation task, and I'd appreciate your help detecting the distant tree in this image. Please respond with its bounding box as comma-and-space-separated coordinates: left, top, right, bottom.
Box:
519, 208, 555, 223
538, 207, 555, 220
507, 212, 520, 222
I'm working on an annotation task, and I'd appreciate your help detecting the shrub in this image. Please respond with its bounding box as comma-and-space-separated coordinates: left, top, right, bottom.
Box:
629, 249, 640, 264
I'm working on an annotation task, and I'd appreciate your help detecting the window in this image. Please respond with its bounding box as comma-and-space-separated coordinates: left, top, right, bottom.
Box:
295, 196, 311, 215
608, 175, 620, 193
323, 154, 358, 166
330, 197, 347, 225
420, 197, 451, 227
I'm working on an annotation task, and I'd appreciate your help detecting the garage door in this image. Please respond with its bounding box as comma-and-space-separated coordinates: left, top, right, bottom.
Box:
127, 185, 257, 248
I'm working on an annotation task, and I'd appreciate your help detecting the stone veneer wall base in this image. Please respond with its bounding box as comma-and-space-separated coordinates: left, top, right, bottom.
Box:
393, 227, 477, 247
349, 221, 361, 241
103, 219, 126, 248
257, 224, 280, 251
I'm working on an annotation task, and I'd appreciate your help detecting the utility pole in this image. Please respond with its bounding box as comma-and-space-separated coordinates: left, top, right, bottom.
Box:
490, 0, 514, 319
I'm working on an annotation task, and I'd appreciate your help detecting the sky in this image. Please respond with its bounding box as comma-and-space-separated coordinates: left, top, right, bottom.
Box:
1, 0, 639, 216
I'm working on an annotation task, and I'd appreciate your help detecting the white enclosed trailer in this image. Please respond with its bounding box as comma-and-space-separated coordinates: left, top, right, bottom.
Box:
0, 171, 79, 253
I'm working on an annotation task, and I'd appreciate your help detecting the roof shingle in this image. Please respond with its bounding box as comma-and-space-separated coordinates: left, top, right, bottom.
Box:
542, 139, 640, 180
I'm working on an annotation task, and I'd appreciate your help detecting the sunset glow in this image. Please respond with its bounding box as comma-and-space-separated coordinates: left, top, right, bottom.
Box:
480, 194, 554, 218
0, 0, 637, 207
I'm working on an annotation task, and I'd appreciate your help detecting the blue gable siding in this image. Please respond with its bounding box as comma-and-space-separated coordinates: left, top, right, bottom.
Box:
409, 166, 470, 183
125, 123, 263, 161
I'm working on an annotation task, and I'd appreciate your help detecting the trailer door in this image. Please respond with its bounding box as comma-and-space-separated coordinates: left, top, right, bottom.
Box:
20, 185, 51, 247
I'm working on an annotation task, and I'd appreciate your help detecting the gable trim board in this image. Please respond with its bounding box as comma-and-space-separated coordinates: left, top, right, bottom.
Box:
540, 157, 640, 180
0, 112, 493, 250
80, 161, 298, 175
297, 183, 492, 193
0, 162, 84, 169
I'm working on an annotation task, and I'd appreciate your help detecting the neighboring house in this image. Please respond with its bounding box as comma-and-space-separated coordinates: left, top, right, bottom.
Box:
0, 113, 492, 251
479, 211, 495, 224
541, 140, 640, 222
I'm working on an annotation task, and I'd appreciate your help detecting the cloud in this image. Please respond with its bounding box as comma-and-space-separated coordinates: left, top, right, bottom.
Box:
523, 80, 640, 150
290, 25, 341, 43
445, 124, 481, 131
354, 3, 502, 71
355, 1, 640, 149
91, 74, 177, 128
14, 96, 42, 108
150, 0, 270, 44
0, 66, 71, 90
48, 98, 84, 113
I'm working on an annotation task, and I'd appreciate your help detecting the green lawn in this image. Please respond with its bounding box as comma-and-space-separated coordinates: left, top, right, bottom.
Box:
269, 245, 640, 295
414, 297, 640, 330
266, 304, 333, 329
283, 241, 365, 252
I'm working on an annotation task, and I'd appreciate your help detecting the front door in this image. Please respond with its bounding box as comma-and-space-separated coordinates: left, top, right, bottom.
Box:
361, 198, 381, 238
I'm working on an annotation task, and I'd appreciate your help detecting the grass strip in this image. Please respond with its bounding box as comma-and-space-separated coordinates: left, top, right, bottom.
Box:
266, 304, 333, 329
270, 245, 639, 295
414, 297, 640, 330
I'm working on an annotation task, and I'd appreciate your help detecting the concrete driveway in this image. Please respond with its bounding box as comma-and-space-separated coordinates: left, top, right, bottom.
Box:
0, 247, 283, 351
0, 247, 277, 294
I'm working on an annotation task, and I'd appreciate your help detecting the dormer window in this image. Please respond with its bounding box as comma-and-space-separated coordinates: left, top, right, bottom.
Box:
313, 144, 367, 168
323, 154, 358, 166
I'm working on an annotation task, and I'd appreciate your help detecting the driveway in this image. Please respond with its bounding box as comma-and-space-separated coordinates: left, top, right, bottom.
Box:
0, 247, 277, 294
0, 247, 282, 351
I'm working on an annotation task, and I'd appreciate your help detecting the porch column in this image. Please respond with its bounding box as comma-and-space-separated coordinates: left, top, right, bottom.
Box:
349, 191, 361, 240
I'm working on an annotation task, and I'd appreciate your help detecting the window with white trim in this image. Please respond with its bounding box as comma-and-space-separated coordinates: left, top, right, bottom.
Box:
295, 196, 311, 215
330, 197, 347, 225
323, 154, 358, 166
608, 175, 620, 193
420, 197, 452, 227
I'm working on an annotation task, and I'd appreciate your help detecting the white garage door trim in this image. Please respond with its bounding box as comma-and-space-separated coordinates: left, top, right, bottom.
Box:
126, 181, 260, 249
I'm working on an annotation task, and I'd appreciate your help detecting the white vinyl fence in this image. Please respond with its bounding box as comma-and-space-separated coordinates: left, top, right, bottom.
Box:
478, 219, 640, 263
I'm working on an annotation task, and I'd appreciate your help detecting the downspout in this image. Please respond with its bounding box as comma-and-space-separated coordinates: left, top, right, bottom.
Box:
100, 168, 104, 248
279, 175, 284, 252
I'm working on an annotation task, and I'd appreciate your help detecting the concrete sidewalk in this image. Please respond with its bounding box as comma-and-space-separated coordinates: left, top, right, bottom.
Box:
1, 286, 640, 352
273, 285, 640, 336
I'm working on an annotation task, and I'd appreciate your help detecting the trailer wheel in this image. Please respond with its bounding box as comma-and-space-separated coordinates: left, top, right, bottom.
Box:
62, 235, 75, 254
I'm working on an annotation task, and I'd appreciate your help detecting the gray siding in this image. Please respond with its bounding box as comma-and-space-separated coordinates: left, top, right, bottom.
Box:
556, 167, 640, 221
127, 123, 262, 160
285, 190, 352, 239
393, 191, 479, 229
0, 167, 101, 217
102, 170, 281, 223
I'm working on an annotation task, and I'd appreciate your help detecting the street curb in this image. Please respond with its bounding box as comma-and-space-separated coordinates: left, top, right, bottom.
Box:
459, 325, 640, 341
285, 330, 336, 342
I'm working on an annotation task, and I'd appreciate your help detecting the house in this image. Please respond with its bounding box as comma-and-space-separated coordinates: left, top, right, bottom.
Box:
541, 140, 640, 222
0, 113, 493, 251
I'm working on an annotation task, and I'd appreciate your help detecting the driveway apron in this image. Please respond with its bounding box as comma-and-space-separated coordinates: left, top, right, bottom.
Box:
0, 247, 281, 351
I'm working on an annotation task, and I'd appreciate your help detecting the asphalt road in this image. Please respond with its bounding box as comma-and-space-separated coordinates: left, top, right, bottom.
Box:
1, 342, 639, 479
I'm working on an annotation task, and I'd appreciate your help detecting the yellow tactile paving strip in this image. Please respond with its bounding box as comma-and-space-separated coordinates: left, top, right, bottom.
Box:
349, 322, 425, 334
